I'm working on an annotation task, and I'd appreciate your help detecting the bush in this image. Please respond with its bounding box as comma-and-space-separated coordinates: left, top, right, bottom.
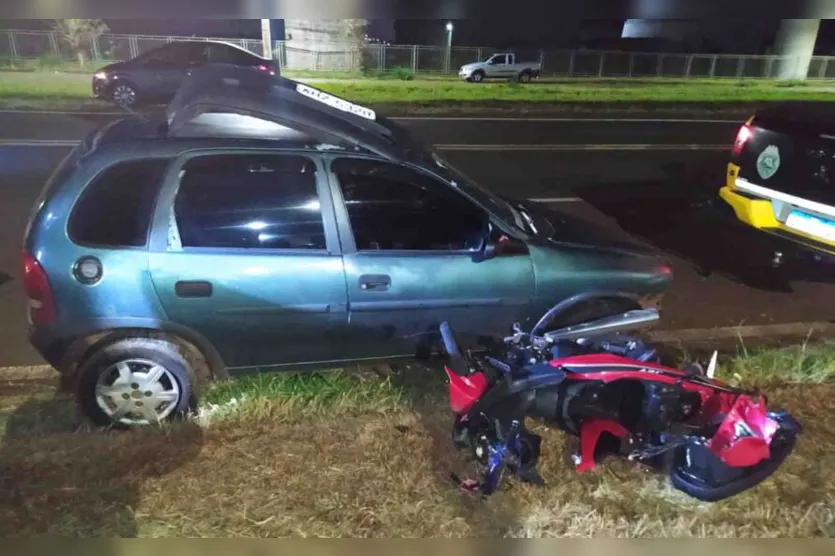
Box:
33, 54, 68, 71
391, 66, 416, 81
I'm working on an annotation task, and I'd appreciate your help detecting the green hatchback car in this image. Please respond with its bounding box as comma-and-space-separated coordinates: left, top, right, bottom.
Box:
22, 66, 672, 428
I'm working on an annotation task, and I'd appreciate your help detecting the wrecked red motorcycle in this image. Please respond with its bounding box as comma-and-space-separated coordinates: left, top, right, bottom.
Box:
439, 294, 801, 502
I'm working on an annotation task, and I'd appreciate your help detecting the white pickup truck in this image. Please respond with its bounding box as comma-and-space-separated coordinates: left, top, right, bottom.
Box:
458, 53, 542, 83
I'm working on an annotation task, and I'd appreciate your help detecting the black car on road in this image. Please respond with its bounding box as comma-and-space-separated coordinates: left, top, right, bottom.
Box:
92, 40, 277, 107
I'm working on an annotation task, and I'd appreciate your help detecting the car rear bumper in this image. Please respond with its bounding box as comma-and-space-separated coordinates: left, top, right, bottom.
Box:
28, 325, 68, 371
713, 188, 835, 265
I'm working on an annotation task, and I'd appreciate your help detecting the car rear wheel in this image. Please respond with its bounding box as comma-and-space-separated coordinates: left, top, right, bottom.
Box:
518, 71, 532, 83
76, 338, 195, 429
471, 71, 485, 83
110, 82, 138, 107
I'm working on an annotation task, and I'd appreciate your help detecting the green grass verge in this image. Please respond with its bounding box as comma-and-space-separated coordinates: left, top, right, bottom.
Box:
1, 70, 835, 114
0, 341, 833, 537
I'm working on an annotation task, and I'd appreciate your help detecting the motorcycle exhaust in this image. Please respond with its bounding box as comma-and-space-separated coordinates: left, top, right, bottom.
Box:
543, 308, 660, 343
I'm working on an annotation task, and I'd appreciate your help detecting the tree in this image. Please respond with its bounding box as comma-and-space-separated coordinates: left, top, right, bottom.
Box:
53, 19, 109, 67
340, 19, 372, 74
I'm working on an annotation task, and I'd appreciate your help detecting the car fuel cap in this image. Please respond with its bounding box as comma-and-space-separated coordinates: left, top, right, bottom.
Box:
73, 256, 103, 285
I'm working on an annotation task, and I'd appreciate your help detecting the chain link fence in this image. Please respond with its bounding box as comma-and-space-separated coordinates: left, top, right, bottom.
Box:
3, 29, 835, 79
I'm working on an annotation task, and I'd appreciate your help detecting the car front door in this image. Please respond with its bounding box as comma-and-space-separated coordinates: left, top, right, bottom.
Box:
148, 150, 349, 371
325, 156, 535, 359
487, 54, 509, 77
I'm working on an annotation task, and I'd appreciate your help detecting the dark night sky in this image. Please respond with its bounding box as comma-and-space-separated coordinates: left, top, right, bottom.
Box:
2, 18, 834, 54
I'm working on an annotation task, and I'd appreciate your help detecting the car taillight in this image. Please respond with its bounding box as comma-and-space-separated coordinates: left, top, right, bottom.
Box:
21, 252, 56, 325
732, 122, 753, 157
256, 64, 276, 75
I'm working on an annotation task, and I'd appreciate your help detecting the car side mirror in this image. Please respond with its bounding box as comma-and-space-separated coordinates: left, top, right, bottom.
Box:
481, 234, 509, 261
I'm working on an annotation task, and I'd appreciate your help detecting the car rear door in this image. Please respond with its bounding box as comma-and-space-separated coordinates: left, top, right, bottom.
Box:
141, 42, 207, 96
148, 149, 350, 370
325, 156, 535, 359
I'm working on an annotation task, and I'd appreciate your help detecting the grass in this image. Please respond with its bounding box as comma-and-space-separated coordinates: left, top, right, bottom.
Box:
1, 69, 835, 115
0, 340, 833, 538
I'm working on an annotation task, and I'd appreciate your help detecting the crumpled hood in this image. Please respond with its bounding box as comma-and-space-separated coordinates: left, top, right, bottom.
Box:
515, 199, 659, 258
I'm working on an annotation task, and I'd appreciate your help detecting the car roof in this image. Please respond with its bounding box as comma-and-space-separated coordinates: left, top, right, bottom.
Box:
144, 40, 270, 61
96, 64, 439, 167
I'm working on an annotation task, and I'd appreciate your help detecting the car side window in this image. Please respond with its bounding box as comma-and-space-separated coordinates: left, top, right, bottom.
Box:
69, 158, 171, 247
209, 44, 258, 65
142, 43, 203, 68
140, 45, 178, 67
330, 158, 488, 252
492, 55, 507, 64
172, 154, 326, 251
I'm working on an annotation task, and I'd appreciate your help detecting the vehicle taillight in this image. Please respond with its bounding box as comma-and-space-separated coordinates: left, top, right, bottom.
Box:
256, 64, 276, 75
732, 122, 753, 157
21, 252, 56, 325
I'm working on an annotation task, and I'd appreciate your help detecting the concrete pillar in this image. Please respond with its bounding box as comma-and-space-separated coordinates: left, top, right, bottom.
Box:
261, 19, 273, 60
774, 19, 820, 80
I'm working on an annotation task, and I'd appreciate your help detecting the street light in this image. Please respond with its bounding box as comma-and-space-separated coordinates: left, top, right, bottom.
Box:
445, 22, 454, 73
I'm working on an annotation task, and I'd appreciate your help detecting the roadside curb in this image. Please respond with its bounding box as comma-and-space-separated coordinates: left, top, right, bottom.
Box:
2, 322, 832, 378
0, 102, 782, 120
649, 321, 834, 344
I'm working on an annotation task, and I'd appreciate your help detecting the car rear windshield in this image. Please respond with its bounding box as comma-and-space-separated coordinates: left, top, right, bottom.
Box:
68, 158, 171, 248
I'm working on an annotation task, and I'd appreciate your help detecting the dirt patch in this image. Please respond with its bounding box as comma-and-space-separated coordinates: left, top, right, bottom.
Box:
0, 368, 831, 537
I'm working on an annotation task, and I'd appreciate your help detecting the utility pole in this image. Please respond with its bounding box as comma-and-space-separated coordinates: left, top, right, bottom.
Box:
261, 19, 273, 60
445, 22, 454, 73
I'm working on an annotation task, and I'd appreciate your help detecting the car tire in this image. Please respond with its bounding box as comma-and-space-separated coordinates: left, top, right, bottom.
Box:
471, 71, 485, 83
517, 71, 532, 83
109, 81, 139, 108
75, 337, 195, 430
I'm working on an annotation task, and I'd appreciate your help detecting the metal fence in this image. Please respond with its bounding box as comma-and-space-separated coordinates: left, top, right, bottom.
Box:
3, 29, 835, 80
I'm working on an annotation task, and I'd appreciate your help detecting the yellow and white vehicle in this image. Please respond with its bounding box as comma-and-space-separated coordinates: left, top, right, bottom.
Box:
719, 108, 835, 264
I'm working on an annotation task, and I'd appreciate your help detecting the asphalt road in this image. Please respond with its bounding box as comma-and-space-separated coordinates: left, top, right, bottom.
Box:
0, 110, 833, 367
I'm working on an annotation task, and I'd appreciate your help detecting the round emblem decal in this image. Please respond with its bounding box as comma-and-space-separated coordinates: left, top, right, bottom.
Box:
756, 145, 781, 180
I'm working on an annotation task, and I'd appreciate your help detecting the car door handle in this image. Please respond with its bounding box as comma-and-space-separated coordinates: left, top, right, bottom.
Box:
175, 280, 213, 298
359, 274, 391, 292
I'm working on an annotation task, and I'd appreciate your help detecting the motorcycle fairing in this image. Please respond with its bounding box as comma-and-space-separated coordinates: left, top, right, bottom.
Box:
444, 351, 800, 501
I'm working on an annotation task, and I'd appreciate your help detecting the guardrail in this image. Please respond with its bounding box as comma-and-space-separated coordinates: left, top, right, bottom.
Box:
3, 29, 835, 79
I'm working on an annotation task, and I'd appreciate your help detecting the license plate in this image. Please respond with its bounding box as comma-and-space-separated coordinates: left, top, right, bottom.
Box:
785, 210, 835, 242
295, 83, 376, 121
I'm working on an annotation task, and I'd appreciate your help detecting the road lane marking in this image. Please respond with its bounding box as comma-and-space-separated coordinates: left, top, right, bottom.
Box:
528, 197, 582, 203
0, 109, 125, 116
0, 108, 741, 124
395, 117, 741, 123
435, 144, 729, 152
0, 139, 81, 147
0, 140, 729, 152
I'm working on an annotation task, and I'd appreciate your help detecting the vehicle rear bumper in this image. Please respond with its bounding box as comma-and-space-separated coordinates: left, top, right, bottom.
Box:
714, 187, 835, 264
28, 325, 67, 372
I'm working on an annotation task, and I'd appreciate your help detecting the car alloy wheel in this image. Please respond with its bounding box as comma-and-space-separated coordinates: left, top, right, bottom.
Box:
112, 84, 137, 107
472, 72, 484, 83
519, 73, 531, 83
94, 358, 182, 426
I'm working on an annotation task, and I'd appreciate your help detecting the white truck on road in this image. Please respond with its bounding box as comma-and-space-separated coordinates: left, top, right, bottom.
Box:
458, 53, 542, 83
